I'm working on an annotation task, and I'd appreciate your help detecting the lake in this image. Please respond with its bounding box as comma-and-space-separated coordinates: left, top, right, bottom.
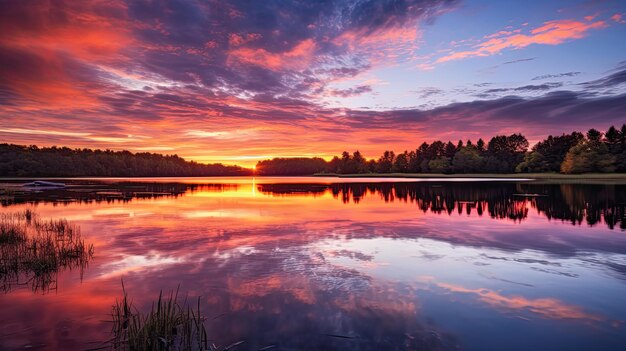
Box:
1, 177, 625, 350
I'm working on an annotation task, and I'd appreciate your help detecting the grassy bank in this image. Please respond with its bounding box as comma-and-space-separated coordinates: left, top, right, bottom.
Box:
314, 172, 626, 182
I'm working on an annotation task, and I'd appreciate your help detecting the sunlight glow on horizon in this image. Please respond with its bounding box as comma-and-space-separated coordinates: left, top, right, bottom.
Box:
0, 0, 624, 164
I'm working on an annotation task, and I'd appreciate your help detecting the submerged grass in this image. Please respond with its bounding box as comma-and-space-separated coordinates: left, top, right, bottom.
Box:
110, 282, 213, 351
0, 209, 94, 293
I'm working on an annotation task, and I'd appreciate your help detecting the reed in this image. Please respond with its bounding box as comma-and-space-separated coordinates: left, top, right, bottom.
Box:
110, 281, 211, 351
0, 209, 94, 293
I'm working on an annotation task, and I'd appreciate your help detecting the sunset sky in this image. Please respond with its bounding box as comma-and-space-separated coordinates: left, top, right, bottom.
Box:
1, 0, 625, 166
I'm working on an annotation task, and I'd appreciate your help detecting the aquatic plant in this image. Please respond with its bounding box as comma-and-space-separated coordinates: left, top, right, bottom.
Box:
0, 209, 94, 293
108, 282, 251, 351
110, 282, 211, 351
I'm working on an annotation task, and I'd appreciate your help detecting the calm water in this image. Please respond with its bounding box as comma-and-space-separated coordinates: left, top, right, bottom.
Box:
1, 177, 625, 351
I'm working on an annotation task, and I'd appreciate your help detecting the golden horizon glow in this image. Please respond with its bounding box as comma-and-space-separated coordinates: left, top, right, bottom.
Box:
0, 1, 624, 166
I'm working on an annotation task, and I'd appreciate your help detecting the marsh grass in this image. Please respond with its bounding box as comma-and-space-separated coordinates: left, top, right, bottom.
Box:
110, 282, 213, 351
0, 209, 94, 293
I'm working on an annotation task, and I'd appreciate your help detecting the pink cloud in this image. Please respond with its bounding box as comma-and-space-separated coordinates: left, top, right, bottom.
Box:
436, 17, 608, 63
611, 13, 626, 24
333, 25, 421, 66
228, 33, 262, 47
484, 29, 520, 39
227, 39, 317, 71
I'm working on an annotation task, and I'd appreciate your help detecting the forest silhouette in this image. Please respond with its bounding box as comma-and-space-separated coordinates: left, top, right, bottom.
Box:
257, 125, 626, 175
0, 145, 251, 177
1, 124, 625, 177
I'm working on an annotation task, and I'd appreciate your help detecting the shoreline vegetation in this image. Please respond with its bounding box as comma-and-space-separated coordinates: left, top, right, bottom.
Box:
0, 210, 94, 294
313, 172, 626, 180
2, 125, 625, 178
256, 125, 626, 176
2, 173, 626, 180
0, 144, 251, 177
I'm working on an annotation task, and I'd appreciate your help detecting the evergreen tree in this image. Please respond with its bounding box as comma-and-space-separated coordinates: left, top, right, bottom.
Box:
476, 138, 485, 153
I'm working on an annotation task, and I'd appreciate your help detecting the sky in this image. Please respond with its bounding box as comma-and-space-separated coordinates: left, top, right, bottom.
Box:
0, 0, 625, 167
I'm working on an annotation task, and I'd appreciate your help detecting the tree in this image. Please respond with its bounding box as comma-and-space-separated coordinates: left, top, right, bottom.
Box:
587, 128, 602, 143
427, 141, 445, 159
352, 151, 367, 173
392, 151, 409, 172
561, 141, 615, 174
428, 157, 451, 173
338, 151, 355, 174
487, 134, 528, 172
444, 141, 457, 158
414, 142, 430, 172
476, 138, 485, 153
366, 159, 377, 172
327, 156, 341, 173
516, 132, 583, 172
604, 125, 623, 157
487, 134, 528, 154
377, 150, 395, 173
605, 126, 620, 145
452, 147, 483, 173
516, 151, 546, 173
333, 151, 368, 174
7, 125, 626, 178
407, 150, 420, 173
0, 144, 251, 177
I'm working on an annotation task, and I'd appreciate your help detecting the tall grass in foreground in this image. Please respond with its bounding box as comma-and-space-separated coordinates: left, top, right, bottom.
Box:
0, 209, 94, 293
110, 282, 214, 351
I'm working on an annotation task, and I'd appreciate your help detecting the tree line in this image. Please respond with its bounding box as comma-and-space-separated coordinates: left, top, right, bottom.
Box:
0, 144, 251, 177
2, 124, 624, 177
256, 124, 626, 175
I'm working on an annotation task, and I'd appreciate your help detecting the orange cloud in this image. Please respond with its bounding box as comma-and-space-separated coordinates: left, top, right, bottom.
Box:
0, 1, 133, 107
436, 18, 608, 63
0, 1, 132, 62
227, 39, 316, 71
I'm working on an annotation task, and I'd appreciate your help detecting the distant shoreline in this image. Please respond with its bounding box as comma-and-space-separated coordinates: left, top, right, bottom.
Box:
314, 172, 626, 181
1, 173, 626, 180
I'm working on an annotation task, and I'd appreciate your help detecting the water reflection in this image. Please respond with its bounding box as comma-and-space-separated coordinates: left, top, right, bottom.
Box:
260, 182, 626, 229
0, 181, 235, 207
0, 179, 625, 350
4, 180, 624, 230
